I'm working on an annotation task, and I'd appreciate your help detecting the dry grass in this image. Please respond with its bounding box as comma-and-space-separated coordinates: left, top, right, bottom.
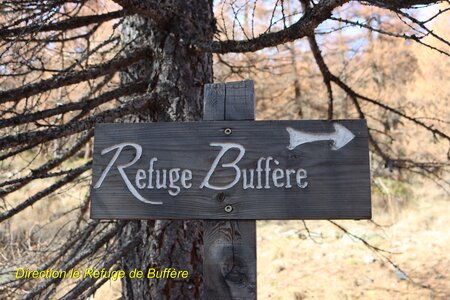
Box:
86, 178, 450, 299
1, 140, 448, 300
257, 181, 449, 299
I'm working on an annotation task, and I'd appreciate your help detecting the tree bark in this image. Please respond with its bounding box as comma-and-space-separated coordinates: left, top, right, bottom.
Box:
118, 1, 214, 298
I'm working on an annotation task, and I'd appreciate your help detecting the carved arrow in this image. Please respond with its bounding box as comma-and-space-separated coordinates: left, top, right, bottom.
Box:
286, 123, 355, 151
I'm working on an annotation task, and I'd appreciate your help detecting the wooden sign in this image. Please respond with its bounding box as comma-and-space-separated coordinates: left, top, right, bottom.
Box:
91, 120, 371, 220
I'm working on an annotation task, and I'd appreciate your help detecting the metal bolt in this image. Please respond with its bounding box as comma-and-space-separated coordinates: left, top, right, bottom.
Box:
224, 205, 233, 213
224, 128, 232, 135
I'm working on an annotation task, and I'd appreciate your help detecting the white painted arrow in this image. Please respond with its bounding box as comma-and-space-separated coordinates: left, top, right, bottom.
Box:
286, 123, 355, 151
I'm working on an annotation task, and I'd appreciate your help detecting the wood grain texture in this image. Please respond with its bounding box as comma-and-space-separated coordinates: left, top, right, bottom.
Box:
203, 220, 256, 299
223, 80, 255, 121
203, 82, 225, 121
90, 119, 371, 220
203, 80, 256, 300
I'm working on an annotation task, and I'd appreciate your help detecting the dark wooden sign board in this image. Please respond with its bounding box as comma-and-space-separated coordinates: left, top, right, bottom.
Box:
90, 80, 372, 299
91, 120, 371, 220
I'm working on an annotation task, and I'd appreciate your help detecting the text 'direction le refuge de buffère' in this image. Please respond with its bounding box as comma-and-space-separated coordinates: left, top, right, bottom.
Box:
91, 120, 371, 220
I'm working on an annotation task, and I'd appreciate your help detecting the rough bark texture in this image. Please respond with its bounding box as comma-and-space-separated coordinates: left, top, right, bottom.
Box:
118, 1, 214, 298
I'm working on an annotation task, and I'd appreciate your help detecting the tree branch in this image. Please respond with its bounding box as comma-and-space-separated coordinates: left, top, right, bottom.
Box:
197, 0, 349, 53
0, 10, 125, 39
0, 130, 93, 195
21, 222, 122, 300
0, 81, 147, 129
0, 93, 158, 150
0, 161, 91, 223
60, 239, 140, 300
364, 0, 444, 9
0, 48, 151, 104
111, 0, 173, 25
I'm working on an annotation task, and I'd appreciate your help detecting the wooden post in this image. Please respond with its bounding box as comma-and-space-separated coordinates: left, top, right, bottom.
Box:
203, 80, 257, 299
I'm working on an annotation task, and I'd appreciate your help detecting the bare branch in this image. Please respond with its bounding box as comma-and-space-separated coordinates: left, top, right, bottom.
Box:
0, 161, 91, 223
0, 81, 147, 129
0, 48, 151, 104
197, 0, 349, 53
60, 239, 139, 300
0, 10, 125, 39
0, 130, 93, 195
21, 222, 122, 300
0, 92, 158, 150
111, 0, 174, 24
364, 0, 445, 9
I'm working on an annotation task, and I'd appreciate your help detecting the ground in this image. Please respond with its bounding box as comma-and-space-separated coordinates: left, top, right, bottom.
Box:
257, 181, 449, 299
89, 180, 450, 299
2, 162, 448, 299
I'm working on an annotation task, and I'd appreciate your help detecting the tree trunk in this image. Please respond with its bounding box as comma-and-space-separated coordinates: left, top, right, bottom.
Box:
118, 1, 214, 298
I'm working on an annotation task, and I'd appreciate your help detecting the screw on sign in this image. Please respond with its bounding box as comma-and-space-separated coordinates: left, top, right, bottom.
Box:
91, 80, 371, 299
